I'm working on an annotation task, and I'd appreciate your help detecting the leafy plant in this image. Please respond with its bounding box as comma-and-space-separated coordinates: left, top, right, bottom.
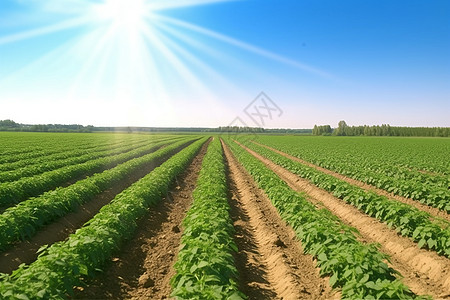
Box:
0, 136, 187, 208
224, 138, 424, 299
245, 140, 450, 258
171, 139, 245, 299
0, 137, 198, 251
254, 136, 449, 212
0, 138, 207, 299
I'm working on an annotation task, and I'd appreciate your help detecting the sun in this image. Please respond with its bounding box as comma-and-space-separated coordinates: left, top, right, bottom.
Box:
92, 0, 148, 29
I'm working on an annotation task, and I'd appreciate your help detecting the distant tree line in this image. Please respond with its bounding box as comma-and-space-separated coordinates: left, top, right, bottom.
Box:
0, 120, 94, 133
94, 126, 312, 134
210, 126, 312, 134
3, 119, 446, 137
312, 125, 333, 136
313, 121, 450, 137
93, 127, 212, 133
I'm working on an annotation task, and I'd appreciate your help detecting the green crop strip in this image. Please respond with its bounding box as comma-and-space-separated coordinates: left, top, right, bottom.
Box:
0, 137, 131, 173
0, 138, 207, 299
0, 134, 106, 164
0, 136, 188, 208
171, 138, 244, 300
255, 136, 449, 212
0, 137, 176, 182
0, 132, 145, 165
0, 134, 164, 172
244, 140, 450, 258
0, 135, 179, 172
224, 138, 423, 299
0, 138, 197, 251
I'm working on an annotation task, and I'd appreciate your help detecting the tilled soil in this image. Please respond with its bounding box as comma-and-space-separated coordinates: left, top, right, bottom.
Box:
239, 141, 450, 299
253, 141, 450, 223
222, 140, 338, 300
73, 140, 209, 299
0, 145, 182, 275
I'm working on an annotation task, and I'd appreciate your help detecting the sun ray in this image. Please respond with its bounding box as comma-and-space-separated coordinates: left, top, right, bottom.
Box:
152, 14, 333, 79
1, 0, 337, 127
66, 25, 117, 99
152, 21, 251, 99
0, 32, 90, 90
147, 0, 242, 11
0, 17, 90, 45
152, 19, 304, 94
141, 25, 216, 102
155, 30, 244, 106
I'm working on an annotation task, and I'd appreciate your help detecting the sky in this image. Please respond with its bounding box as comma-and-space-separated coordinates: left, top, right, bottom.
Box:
0, 0, 449, 128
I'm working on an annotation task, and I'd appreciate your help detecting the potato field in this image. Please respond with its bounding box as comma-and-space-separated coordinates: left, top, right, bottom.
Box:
0, 132, 448, 299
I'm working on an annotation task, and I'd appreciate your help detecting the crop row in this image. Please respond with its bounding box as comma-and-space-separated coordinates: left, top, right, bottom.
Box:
244, 140, 450, 257
0, 136, 159, 173
264, 136, 449, 175
255, 136, 449, 182
0, 138, 207, 299
0, 140, 116, 172
224, 139, 419, 299
171, 139, 243, 299
255, 137, 449, 211
282, 148, 449, 211
0, 137, 96, 162
0, 137, 176, 182
0, 137, 188, 208
0, 133, 141, 164
0, 138, 197, 251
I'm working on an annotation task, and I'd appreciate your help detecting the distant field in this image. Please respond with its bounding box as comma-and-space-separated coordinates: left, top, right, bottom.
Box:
0, 132, 449, 299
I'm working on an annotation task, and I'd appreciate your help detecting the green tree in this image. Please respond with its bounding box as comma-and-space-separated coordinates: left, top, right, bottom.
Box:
334, 120, 348, 136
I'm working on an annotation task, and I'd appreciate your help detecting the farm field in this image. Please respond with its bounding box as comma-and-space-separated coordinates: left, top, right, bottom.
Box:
0, 132, 449, 299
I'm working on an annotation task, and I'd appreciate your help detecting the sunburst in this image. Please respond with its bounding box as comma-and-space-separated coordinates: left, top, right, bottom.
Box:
0, 0, 330, 126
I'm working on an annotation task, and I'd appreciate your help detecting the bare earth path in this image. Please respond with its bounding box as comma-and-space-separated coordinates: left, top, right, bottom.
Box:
73, 140, 209, 299
222, 140, 338, 300
253, 141, 450, 223
239, 141, 450, 298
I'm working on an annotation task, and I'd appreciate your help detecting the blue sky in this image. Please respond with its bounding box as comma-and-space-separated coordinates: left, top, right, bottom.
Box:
0, 0, 449, 128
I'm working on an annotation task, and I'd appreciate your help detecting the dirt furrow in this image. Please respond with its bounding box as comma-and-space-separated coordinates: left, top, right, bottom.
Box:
0, 146, 182, 275
73, 140, 209, 300
253, 141, 450, 222
222, 141, 337, 300
240, 142, 450, 298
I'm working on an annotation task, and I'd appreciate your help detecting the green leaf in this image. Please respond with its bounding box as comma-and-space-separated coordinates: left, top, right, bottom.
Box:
36, 244, 48, 254
427, 238, 437, 249
197, 261, 209, 269
228, 292, 245, 300
417, 238, 427, 248
365, 281, 382, 291
329, 273, 338, 287
360, 274, 369, 283
36, 290, 46, 298
318, 252, 327, 262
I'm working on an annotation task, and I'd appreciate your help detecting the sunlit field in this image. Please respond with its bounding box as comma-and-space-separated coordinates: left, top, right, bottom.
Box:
0, 0, 449, 299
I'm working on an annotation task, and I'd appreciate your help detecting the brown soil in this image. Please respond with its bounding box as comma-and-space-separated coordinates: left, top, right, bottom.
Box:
0, 143, 189, 274
222, 140, 338, 300
72, 140, 209, 300
253, 141, 450, 223
239, 141, 450, 299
